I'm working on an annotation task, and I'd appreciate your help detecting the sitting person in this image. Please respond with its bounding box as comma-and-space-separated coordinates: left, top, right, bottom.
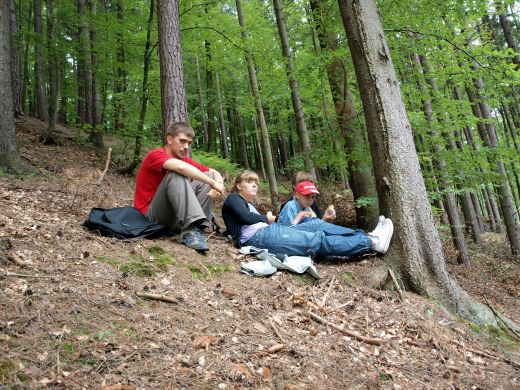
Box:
279, 171, 332, 220
222, 170, 393, 259
134, 122, 226, 252
278, 180, 336, 226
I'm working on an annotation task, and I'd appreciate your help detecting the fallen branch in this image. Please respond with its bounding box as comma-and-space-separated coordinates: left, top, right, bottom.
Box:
135, 291, 178, 304
269, 318, 285, 343
451, 340, 520, 369
308, 311, 389, 346
321, 275, 335, 307
97, 147, 112, 184
1, 272, 56, 279
325, 300, 354, 315
388, 268, 406, 303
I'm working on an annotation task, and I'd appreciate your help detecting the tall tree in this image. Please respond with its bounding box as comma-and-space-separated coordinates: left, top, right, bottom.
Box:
88, 0, 103, 148
339, 0, 502, 323
272, 0, 316, 180
33, 0, 48, 122
45, 0, 59, 142
215, 71, 229, 158
0, 0, 29, 174
310, 0, 379, 229
236, 0, 278, 207
157, 0, 187, 131
9, 0, 23, 117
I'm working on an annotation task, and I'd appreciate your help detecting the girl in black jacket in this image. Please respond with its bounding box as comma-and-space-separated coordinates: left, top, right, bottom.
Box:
222, 171, 393, 258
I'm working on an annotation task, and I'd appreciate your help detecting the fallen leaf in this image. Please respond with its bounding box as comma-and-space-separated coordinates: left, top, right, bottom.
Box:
228, 363, 254, 383
193, 335, 217, 349
222, 288, 238, 297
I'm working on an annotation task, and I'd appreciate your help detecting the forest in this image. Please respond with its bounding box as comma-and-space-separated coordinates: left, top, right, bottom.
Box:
1, 0, 520, 388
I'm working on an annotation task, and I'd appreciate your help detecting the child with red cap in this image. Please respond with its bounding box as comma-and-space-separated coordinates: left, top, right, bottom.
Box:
222, 171, 394, 259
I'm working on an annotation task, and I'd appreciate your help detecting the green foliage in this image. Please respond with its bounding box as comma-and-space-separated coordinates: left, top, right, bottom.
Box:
354, 196, 376, 209
192, 151, 242, 179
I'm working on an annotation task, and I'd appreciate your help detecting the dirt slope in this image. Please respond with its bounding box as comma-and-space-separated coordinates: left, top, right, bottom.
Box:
1, 118, 519, 389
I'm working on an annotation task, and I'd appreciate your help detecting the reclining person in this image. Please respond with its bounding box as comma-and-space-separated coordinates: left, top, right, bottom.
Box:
222, 170, 393, 259
134, 122, 226, 252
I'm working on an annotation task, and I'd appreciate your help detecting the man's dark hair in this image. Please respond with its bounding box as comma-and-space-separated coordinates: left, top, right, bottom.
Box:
164, 122, 195, 144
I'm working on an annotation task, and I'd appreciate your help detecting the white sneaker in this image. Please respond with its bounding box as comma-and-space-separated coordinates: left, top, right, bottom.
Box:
370, 215, 386, 236
371, 218, 394, 254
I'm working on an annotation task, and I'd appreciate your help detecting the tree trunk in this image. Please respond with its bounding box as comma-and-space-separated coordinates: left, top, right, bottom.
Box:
34, 0, 48, 122
205, 41, 216, 152
232, 82, 249, 169
0, 0, 29, 174
312, 0, 379, 229
119, 0, 154, 175
44, 0, 59, 142
195, 54, 208, 145
496, 1, 520, 68
157, 0, 187, 132
236, 0, 278, 207
89, 0, 103, 148
470, 61, 520, 255
272, 0, 316, 180
215, 72, 229, 158
9, 0, 23, 117
411, 50, 469, 264
113, 0, 127, 134
340, 0, 497, 323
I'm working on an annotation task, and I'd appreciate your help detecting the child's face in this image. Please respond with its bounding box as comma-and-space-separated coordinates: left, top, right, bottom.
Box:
237, 178, 258, 201
295, 192, 315, 209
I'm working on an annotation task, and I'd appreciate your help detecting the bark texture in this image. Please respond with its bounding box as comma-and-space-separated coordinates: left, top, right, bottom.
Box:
9, 0, 23, 117
340, 0, 496, 323
0, 1, 26, 173
34, 0, 48, 122
310, 0, 379, 229
157, 0, 187, 132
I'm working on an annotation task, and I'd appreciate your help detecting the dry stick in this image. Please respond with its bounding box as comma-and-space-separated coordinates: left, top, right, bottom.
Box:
205, 231, 216, 242
8, 253, 26, 267
308, 311, 389, 346
483, 295, 520, 339
325, 300, 354, 314
451, 339, 520, 369
320, 275, 335, 307
135, 291, 179, 304
388, 268, 405, 303
2, 272, 56, 279
269, 318, 285, 343
97, 147, 112, 184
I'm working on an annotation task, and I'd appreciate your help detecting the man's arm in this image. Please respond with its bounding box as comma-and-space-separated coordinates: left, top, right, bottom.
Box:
163, 158, 226, 195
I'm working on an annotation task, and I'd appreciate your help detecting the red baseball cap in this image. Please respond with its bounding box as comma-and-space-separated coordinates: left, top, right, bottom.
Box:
295, 181, 319, 195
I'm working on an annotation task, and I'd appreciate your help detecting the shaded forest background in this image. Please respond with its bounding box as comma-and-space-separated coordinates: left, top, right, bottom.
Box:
5, 0, 520, 259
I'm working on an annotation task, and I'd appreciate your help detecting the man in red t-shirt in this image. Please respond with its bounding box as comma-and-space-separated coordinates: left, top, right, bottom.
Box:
134, 122, 226, 251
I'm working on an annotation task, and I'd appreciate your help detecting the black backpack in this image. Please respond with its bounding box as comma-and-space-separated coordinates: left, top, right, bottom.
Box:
83, 207, 173, 239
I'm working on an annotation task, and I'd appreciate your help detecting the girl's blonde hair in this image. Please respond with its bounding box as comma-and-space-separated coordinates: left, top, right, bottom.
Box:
232, 170, 259, 192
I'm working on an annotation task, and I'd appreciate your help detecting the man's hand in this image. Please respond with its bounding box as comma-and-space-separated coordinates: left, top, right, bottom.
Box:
207, 180, 226, 199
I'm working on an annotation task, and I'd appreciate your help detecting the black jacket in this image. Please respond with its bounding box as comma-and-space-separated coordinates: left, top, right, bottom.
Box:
222, 193, 268, 247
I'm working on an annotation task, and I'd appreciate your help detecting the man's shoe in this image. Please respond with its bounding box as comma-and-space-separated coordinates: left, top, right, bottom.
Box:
180, 228, 209, 252
371, 218, 393, 254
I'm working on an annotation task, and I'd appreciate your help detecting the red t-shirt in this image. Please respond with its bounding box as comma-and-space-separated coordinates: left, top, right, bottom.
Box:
133, 148, 209, 214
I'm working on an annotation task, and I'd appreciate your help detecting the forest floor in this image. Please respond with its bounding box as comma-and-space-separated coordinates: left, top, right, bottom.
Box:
1, 117, 519, 390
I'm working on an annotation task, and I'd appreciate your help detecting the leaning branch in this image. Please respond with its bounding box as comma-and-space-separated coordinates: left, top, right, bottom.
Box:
384, 28, 488, 70
97, 148, 112, 184
308, 311, 389, 346
135, 291, 178, 304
